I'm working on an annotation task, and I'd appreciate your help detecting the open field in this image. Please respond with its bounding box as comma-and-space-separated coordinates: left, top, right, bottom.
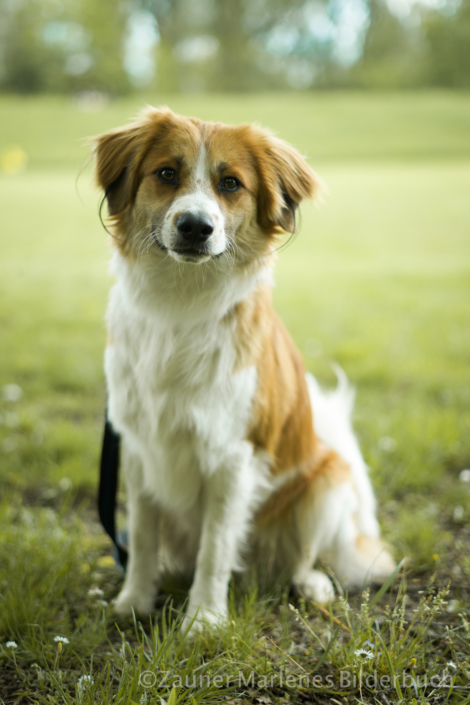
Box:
0, 92, 470, 703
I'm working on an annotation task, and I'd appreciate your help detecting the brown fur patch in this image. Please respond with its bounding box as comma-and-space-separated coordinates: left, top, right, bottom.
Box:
232, 283, 317, 475
228, 123, 324, 234
256, 443, 350, 527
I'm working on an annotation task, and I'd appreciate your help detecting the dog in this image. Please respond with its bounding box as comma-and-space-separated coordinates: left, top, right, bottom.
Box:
92, 107, 395, 633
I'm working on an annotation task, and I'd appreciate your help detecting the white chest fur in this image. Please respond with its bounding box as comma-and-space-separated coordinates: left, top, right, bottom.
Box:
105, 256, 262, 513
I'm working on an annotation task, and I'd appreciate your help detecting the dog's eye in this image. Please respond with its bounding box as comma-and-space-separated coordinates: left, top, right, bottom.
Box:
158, 168, 177, 183
220, 177, 240, 192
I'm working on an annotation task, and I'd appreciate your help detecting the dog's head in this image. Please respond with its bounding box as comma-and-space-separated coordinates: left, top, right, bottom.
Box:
93, 107, 323, 265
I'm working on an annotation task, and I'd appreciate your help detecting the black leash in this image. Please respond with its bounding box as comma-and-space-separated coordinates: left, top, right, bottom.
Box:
98, 410, 128, 570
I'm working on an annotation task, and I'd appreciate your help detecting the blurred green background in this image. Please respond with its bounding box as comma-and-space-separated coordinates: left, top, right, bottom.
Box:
1, 0, 470, 93
0, 0, 469, 568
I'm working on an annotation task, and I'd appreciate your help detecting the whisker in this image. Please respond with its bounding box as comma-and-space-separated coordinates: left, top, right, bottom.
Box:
173, 262, 181, 298
133, 225, 153, 257
137, 235, 153, 258
210, 257, 219, 278
152, 251, 170, 272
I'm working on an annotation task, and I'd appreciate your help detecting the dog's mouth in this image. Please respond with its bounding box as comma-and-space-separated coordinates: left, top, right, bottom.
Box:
153, 233, 224, 263
172, 245, 209, 257
170, 247, 212, 264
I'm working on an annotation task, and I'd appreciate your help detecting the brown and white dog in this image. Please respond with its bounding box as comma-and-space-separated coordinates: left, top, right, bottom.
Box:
93, 107, 395, 633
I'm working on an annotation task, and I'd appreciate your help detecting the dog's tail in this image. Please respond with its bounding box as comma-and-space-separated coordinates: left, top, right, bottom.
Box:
306, 365, 380, 539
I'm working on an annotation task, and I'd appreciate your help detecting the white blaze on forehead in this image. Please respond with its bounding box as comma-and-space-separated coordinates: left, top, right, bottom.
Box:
185, 139, 218, 211
194, 140, 209, 187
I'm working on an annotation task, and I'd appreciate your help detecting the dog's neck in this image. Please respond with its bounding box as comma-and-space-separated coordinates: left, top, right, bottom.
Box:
110, 249, 274, 328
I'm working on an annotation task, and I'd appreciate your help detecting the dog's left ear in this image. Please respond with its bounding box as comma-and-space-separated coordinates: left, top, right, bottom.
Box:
92, 121, 147, 217
255, 133, 324, 234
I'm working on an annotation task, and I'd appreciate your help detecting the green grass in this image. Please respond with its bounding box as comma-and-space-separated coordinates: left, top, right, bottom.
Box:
0, 92, 470, 703
1, 92, 470, 170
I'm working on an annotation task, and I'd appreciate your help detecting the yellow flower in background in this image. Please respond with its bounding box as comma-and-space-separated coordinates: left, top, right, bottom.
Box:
1, 146, 27, 174
97, 555, 116, 568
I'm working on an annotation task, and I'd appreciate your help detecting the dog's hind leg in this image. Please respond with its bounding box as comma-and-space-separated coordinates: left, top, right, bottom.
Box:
293, 453, 395, 602
291, 453, 350, 603
114, 444, 161, 615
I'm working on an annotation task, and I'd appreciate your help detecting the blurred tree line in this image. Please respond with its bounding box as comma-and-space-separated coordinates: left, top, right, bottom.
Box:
0, 0, 469, 94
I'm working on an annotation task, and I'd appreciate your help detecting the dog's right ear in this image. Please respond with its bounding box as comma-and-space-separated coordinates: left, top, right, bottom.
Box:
92, 121, 147, 217
254, 133, 324, 235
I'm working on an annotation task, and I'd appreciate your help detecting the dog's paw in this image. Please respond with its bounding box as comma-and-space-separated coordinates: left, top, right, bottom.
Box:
114, 587, 156, 616
181, 604, 227, 638
294, 570, 335, 604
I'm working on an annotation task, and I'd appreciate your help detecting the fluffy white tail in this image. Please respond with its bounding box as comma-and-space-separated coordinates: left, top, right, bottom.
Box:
306, 366, 380, 539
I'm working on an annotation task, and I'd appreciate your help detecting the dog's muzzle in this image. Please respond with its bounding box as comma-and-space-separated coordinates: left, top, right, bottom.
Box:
174, 212, 214, 255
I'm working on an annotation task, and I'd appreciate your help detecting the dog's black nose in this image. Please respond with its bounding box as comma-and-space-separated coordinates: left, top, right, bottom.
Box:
176, 213, 214, 242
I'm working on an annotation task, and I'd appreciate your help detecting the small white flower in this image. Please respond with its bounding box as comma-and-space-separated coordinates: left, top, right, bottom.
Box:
459, 469, 470, 483
78, 674, 94, 693
6, 641, 18, 649
96, 599, 108, 608
54, 635, 69, 645
447, 661, 457, 670
355, 648, 374, 660
88, 587, 104, 597
288, 603, 301, 622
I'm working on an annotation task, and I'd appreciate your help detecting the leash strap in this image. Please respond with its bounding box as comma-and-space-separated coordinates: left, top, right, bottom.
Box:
98, 411, 128, 570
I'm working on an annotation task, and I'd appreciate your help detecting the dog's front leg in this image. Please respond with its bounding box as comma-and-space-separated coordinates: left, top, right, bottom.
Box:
182, 447, 255, 635
114, 445, 161, 615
